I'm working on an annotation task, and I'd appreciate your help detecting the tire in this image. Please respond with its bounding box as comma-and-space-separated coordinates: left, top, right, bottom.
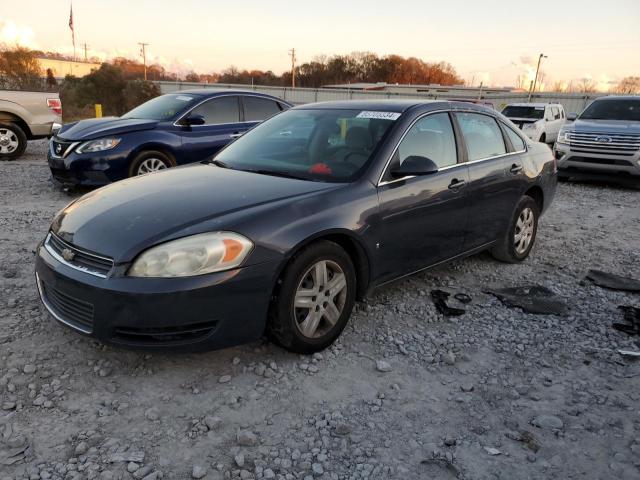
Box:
491, 196, 540, 263
539, 133, 546, 144
0, 122, 27, 161
267, 240, 356, 353
128, 150, 173, 177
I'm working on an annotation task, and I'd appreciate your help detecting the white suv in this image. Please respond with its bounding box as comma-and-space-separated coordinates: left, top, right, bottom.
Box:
502, 103, 566, 144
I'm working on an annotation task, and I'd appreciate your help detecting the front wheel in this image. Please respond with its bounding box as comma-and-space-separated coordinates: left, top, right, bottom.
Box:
128, 150, 172, 177
267, 241, 356, 353
0, 123, 27, 160
491, 196, 539, 263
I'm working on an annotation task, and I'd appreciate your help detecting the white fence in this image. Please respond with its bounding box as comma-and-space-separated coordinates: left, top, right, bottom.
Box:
157, 81, 605, 115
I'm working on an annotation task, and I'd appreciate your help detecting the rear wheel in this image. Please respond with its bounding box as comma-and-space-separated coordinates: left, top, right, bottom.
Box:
267, 241, 356, 353
128, 150, 172, 177
491, 196, 539, 263
0, 123, 27, 160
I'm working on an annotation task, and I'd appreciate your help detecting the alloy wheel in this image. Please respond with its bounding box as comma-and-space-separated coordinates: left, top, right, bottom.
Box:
514, 207, 535, 254
293, 260, 348, 339
137, 158, 167, 175
0, 129, 19, 154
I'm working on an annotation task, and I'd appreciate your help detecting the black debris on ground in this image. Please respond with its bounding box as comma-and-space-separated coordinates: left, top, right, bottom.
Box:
585, 270, 640, 292
486, 285, 569, 316
431, 289, 466, 316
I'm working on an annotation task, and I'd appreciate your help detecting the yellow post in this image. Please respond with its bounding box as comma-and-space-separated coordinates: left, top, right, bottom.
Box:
95, 104, 102, 118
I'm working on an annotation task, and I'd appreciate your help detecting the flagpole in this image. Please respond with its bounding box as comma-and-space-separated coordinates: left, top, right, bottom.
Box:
69, 1, 76, 61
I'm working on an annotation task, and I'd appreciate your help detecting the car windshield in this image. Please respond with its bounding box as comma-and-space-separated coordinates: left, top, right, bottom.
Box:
579, 99, 640, 121
213, 109, 398, 182
121, 94, 197, 121
501, 106, 544, 119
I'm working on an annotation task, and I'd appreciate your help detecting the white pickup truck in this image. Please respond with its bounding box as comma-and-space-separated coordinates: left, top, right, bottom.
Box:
0, 90, 62, 160
501, 103, 566, 144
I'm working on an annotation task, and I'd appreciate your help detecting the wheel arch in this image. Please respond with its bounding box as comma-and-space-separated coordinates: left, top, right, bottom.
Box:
273, 230, 372, 302
524, 185, 544, 212
0, 112, 32, 138
129, 143, 178, 167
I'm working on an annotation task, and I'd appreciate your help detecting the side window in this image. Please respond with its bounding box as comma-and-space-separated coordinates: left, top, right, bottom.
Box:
244, 97, 281, 122
396, 113, 457, 169
551, 106, 560, 120
190, 96, 240, 124
502, 123, 526, 151
456, 112, 506, 161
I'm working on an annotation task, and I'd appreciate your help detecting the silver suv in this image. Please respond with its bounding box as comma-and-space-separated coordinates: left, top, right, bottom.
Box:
554, 96, 640, 180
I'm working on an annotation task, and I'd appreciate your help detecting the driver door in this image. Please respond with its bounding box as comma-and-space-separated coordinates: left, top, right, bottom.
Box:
376, 112, 470, 279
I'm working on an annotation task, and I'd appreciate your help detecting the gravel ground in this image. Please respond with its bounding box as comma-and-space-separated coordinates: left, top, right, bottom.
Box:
1, 139, 639, 480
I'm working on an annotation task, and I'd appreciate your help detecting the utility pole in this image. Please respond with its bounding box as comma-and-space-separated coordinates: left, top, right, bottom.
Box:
138, 42, 149, 81
288, 48, 296, 88
83, 43, 89, 62
528, 53, 547, 102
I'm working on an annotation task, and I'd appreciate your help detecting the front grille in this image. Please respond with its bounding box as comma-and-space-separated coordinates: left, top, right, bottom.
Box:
41, 282, 94, 332
46, 233, 114, 277
568, 132, 640, 156
50, 137, 76, 158
113, 321, 219, 345
570, 156, 634, 167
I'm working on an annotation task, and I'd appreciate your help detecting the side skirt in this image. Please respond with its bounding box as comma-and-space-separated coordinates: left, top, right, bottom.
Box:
364, 240, 497, 296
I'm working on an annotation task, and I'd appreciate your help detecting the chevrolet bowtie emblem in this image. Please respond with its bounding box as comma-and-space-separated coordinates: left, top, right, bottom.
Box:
61, 248, 75, 262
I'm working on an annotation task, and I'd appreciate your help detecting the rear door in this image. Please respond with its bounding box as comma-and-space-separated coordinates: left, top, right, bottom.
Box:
376, 112, 470, 278
178, 95, 243, 163
454, 111, 520, 250
240, 96, 285, 131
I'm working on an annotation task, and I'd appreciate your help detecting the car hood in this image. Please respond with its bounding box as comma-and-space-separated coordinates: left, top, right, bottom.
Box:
51, 164, 338, 262
569, 119, 640, 134
57, 117, 159, 141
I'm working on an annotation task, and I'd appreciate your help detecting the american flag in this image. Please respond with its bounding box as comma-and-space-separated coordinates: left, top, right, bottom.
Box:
69, 2, 75, 57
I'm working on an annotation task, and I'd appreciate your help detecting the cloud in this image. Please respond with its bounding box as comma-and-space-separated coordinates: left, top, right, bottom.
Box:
0, 19, 38, 49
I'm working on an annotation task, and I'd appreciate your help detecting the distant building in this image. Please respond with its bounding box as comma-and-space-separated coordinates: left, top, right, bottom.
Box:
37, 57, 101, 79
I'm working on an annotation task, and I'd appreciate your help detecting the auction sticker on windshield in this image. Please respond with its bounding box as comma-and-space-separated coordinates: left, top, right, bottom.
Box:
356, 111, 402, 120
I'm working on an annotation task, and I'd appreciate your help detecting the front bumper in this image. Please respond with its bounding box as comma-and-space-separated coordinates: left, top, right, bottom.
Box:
554, 142, 640, 178
35, 242, 278, 351
47, 146, 130, 187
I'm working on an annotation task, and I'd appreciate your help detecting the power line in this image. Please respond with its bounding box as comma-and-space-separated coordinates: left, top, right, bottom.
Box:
138, 42, 149, 81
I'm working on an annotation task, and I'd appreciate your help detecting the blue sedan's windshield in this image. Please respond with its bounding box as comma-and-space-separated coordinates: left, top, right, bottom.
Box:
213, 109, 397, 182
122, 94, 197, 121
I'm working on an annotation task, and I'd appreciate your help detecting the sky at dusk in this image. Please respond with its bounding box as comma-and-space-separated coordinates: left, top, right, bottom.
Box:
1, 0, 639, 90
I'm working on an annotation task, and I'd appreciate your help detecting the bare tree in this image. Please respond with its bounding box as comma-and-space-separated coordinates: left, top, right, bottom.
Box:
579, 78, 597, 93
611, 76, 640, 94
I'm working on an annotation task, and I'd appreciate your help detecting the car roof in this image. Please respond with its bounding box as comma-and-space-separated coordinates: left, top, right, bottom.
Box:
592, 95, 640, 101
293, 99, 457, 113
506, 102, 560, 107
168, 89, 283, 99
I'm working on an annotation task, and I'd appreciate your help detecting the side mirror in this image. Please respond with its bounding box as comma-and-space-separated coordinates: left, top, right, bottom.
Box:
567, 113, 577, 121
391, 155, 439, 177
182, 114, 206, 126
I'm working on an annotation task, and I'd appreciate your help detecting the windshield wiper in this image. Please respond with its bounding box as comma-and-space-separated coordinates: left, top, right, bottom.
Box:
208, 159, 232, 169
241, 169, 308, 181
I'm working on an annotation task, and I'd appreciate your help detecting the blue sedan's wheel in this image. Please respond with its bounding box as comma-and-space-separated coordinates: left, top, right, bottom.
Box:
268, 240, 356, 353
129, 150, 172, 178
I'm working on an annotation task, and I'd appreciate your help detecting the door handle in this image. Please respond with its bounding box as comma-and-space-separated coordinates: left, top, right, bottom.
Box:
229, 133, 243, 138
510, 163, 523, 174
448, 178, 466, 190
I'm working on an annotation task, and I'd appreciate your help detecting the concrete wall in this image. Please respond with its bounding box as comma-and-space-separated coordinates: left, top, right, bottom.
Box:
157, 81, 605, 115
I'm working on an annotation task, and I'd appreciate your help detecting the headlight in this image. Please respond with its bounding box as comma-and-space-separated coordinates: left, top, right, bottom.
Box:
557, 130, 571, 144
523, 122, 537, 130
75, 138, 121, 154
128, 232, 253, 278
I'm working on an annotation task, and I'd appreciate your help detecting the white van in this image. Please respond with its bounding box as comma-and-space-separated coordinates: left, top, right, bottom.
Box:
501, 103, 565, 144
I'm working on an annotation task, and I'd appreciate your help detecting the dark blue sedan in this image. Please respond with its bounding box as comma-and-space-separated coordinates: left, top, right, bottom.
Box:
36, 100, 557, 353
47, 90, 291, 186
